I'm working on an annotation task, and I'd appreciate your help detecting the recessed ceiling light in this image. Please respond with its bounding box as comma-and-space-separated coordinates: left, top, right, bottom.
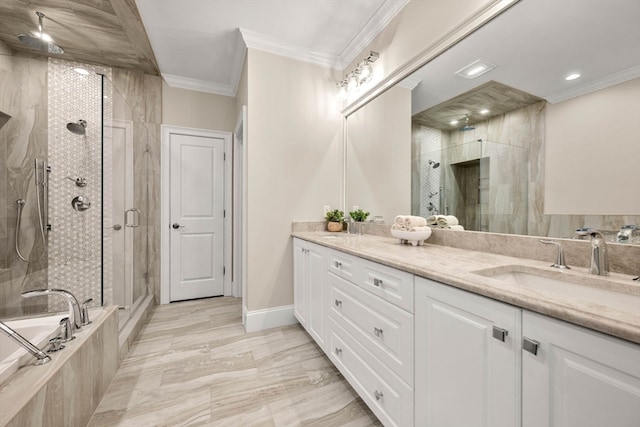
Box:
73, 67, 89, 75
455, 60, 496, 79
565, 73, 581, 81
450, 120, 459, 125
480, 109, 490, 115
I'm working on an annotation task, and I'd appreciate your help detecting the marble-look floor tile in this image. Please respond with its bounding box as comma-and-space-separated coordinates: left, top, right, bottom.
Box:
89, 297, 380, 426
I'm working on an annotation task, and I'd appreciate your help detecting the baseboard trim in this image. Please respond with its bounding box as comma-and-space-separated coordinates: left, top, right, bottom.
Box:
244, 304, 297, 333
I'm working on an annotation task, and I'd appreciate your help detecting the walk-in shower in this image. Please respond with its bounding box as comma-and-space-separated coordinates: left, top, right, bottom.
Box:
0, 56, 150, 333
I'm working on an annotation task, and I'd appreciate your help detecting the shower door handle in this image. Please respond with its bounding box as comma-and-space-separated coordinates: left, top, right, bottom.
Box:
125, 209, 140, 228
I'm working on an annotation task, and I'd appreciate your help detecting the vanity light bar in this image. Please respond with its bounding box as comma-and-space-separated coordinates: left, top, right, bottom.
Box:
337, 51, 380, 96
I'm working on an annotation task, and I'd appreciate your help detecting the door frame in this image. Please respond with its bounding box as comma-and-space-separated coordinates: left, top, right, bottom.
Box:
160, 125, 232, 304
233, 106, 248, 318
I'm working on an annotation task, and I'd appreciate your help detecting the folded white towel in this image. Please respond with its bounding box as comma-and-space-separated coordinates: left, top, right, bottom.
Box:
402, 215, 427, 229
426, 215, 438, 225
436, 215, 459, 227
391, 223, 404, 231
394, 215, 406, 228
449, 225, 464, 231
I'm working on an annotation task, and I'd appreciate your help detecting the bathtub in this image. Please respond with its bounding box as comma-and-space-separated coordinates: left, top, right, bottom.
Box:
0, 314, 66, 386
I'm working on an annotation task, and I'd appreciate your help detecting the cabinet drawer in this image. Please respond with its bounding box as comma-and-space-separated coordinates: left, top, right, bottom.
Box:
361, 258, 414, 313
326, 248, 360, 283
328, 272, 414, 385
328, 318, 413, 427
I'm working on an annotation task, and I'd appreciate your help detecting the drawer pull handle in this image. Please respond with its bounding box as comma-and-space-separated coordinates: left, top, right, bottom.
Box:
374, 390, 384, 401
335, 347, 342, 356
492, 326, 508, 342
523, 337, 540, 356
374, 327, 383, 337
334, 299, 342, 307
373, 278, 383, 287
334, 261, 342, 268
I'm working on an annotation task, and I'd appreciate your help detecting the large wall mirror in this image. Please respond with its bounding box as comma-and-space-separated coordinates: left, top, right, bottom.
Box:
345, 0, 640, 243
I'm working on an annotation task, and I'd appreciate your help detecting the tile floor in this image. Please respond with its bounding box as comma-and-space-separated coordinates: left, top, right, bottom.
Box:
89, 297, 381, 426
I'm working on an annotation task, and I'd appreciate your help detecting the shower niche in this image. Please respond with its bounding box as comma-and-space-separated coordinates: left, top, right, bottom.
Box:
413, 138, 529, 234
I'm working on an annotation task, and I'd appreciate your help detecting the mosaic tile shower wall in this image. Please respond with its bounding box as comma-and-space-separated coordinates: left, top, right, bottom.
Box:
411, 124, 442, 217
47, 58, 112, 311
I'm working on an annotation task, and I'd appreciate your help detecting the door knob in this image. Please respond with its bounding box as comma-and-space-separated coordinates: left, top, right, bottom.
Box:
172, 223, 184, 229
113, 224, 122, 230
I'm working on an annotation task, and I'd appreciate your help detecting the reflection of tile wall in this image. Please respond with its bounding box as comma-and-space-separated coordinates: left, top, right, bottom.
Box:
47, 58, 112, 311
411, 124, 442, 217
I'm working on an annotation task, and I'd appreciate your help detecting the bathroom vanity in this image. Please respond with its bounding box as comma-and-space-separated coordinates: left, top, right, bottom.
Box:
292, 232, 640, 427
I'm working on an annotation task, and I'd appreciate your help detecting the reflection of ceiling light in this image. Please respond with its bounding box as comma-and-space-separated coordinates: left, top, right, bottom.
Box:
347, 72, 359, 92
565, 73, 581, 81
73, 68, 90, 75
450, 120, 459, 125
455, 60, 496, 79
480, 109, 490, 115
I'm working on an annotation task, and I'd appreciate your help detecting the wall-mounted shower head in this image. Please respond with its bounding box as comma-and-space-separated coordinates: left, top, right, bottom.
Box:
428, 160, 440, 169
17, 12, 64, 55
66, 120, 87, 135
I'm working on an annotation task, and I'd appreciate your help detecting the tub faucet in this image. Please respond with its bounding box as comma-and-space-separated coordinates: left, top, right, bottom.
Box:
575, 229, 609, 276
21, 288, 82, 331
0, 321, 51, 365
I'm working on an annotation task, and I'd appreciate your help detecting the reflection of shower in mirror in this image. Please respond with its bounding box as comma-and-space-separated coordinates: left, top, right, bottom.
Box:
428, 160, 440, 169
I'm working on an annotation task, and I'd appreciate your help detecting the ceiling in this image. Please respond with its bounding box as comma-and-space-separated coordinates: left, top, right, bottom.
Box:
0, 0, 409, 96
0, 0, 159, 75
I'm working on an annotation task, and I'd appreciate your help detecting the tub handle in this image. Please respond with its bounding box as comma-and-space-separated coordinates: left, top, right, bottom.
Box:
59, 317, 74, 342
81, 298, 93, 326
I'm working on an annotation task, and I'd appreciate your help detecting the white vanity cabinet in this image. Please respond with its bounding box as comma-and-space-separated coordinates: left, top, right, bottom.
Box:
522, 311, 640, 427
415, 276, 522, 427
292, 238, 327, 350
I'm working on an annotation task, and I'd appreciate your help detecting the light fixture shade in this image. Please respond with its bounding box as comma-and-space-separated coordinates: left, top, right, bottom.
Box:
347, 73, 359, 92
359, 61, 373, 83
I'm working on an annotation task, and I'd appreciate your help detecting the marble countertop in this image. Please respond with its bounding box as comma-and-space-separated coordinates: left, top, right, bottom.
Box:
292, 231, 640, 344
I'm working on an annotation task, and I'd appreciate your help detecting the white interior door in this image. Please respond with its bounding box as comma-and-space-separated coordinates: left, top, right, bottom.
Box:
170, 132, 225, 301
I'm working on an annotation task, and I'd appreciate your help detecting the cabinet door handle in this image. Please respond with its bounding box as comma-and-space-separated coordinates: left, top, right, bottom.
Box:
373, 277, 383, 287
492, 326, 508, 342
334, 261, 342, 268
335, 347, 342, 356
374, 390, 384, 401
374, 327, 383, 337
334, 299, 342, 307
523, 337, 540, 356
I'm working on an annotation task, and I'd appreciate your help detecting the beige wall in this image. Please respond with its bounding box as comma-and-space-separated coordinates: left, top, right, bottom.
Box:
235, 51, 248, 119
246, 48, 342, 311
545, 78, 640, 215
347, 85, 412, 222
162, 81, 237, 131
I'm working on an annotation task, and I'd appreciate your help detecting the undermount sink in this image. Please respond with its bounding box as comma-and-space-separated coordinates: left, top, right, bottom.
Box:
472, 265, 640, 314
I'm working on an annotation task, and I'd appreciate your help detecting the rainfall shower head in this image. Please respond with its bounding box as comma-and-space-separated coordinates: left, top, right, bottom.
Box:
428, 160, 440, 169
17, 12, 64, 55
458, 115, 475, 131
66, 120, 87, 135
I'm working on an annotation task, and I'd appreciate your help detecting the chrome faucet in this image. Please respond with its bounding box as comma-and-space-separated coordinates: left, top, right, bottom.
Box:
575, 229, 609, 276
539, 240, 570, 269
0, 321, 51, 365
21, 288, 83, 331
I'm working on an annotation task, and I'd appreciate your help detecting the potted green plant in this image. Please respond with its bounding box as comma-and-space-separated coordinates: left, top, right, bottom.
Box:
325, 209, 344, 232
349, 209, 369, 222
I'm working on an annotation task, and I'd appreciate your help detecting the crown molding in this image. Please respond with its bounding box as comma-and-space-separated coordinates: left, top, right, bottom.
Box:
240, 28, 340, 69
162, 73, 236, 97
545, 65, 640, 104
338, 0, 411, 69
